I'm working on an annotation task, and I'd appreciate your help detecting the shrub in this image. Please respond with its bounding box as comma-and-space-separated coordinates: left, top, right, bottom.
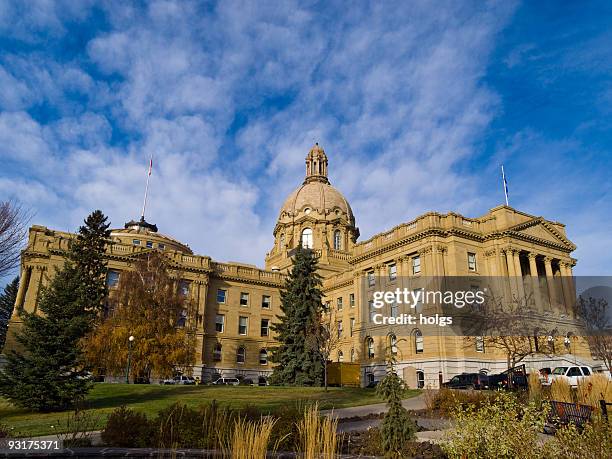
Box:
376, 371, 416, 456
547, 416, 612, 458
430, 387, 494, 416
101, 406, 152, 447
442, 391, 548, 459
56, 408, 101, 448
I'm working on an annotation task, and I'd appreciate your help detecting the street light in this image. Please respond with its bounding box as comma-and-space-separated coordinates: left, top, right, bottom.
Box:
126, 335, 135, 384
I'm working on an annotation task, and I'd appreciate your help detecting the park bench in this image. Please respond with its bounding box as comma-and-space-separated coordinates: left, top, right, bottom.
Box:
545, 400, 593, 433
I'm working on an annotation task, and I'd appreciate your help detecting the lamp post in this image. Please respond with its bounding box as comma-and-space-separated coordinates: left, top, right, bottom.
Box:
126, 335, 135, 384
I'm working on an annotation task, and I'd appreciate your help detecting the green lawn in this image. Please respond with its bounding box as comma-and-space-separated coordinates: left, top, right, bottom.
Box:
0, 384, 420, 437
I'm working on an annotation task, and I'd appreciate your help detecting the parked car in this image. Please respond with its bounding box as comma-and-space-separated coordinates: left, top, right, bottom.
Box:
487, 365, 528, 390
442, 373, 489, 390
212, 377, 240, 386
543, 366, 594, 387
161, 375, 196, 385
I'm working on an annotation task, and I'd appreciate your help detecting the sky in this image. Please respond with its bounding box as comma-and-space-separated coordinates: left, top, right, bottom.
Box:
0, 0, 611, 283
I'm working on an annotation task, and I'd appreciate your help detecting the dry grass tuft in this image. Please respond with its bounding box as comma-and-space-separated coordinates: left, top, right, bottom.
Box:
528, 372, 542, 402
298, 403, 340, 459
576, 374, 612, 409
224, 416, 277, 459
550, 378, 573, 403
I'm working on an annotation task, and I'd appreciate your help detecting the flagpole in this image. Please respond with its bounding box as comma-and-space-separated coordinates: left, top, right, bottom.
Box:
501, 165, 509, 206
141, 155, 153, 220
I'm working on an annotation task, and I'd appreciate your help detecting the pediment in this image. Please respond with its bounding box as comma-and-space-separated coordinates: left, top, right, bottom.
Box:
509, 218, 575, 250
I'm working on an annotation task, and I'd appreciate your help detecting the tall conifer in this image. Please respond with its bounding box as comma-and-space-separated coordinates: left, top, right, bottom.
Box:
0, 276, 18, 349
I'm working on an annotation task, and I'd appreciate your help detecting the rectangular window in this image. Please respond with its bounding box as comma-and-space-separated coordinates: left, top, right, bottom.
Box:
240, 292, 249, 307
179, 281, 190, 296
413, 288, 424, 312
217, 289, 227, 303
106, 270, 120, 287
158, 243, 165, 250
391, 301, 399, 317
260, 318, 269, 337
215, 314, 225, 333
412, 256, 421, 275
261, 295, 271, 309
238, 316, 248, 335
368, 300, 375, 322
475, 336, 484, 352
367, 271, 375, 287
146, 241, 153, 248
337, 320, 343, 338
337, 297, 343, 311
468, 252, 477, 272
349, 293, 355, 308
132, 239, 141, 246
350, 317, 355, 337
389, 264, 397, 281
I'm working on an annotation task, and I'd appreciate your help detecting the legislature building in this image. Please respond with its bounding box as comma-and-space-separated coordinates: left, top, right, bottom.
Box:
3, 144, 596, 387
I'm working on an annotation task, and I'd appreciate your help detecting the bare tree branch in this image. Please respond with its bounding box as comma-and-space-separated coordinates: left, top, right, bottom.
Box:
0, 200, 31, 278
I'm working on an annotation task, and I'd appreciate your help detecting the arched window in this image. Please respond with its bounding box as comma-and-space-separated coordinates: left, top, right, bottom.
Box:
366, 337, 375, 359
213, 343, 222, 362
350, 348, 355, 362
259, 349, 268, 365
236, 346, 246, 364
258, 376, 268, 386
338, 350, 344, 362
279, 233, 285, 248
333, 230, 342, 250
389, 333, 398, 355
414, 329, 423, 354
416, 370, 425, 388
301, 228, 313, 248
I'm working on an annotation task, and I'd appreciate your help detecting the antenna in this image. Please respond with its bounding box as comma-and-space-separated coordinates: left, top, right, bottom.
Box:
501, 165, 509, 206
141, 154, 153, 220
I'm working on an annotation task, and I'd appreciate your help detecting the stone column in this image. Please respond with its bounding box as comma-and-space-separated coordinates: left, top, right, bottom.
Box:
14, 265, 31, 312
559, 262, 575, 318
194, 278, 209, 375
512, 250, 525, 302
543, 257, 556, 312
528, 253, 544, 313
504, 248, 517, 303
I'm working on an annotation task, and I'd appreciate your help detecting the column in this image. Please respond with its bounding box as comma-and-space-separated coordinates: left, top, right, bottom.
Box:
512, 250, 525, 302
14, 265, 31, 312
194, 278, 209, 375
543, 256, 556, 312
527, 253, 543, 313
559, 262, 575, 318
504, 248, 517, 303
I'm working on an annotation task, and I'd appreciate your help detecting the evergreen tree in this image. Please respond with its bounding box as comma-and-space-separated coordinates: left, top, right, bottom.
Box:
270, 246, 324, 386
0, 276, 18, 349
376, 352, 417, 456
0, 211, 110, 411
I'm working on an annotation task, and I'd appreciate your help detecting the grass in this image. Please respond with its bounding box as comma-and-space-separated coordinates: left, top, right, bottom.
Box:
0, 383, 420, 437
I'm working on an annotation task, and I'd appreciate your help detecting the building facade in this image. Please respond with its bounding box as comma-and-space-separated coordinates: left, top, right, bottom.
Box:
3, 144, 595, 386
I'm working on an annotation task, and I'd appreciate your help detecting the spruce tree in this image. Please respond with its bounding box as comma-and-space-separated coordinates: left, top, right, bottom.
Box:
0, 276, 18, 349
270, 246, 324, 386
0, 211, 110, 411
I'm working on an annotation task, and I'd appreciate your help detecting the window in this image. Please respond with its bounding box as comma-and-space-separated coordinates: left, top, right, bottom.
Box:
324, 301, 331, 312
390, 301, 399, 317
567, 367, 582, 377
337, 320, 343, 338
236, 346, 246, 364
366, 337, 374, 359
350, 317, 355, 337
179, 281, 190, 296
389, 264, 397, 281
146, 240, 153, 248
215, 314, 225, 333
475, 336, 485, 352
279, 233, 285, 248
301, 228, 313, 249
158, 243, 165, 250
238, 316, 248, 335
368, 300, 376, 322
468, 252, 477, 272
337, 297, 343, 310
337, 350, 344, 362
260, 318, 269, 337
412, 256, 421, 274
106, 270, 120, 288
349, 293, 355, 308
240, 292, 249, 307
415, 329, 424, 353
133, 239, 141, 246
217, 289, 227, 303
390, 333, 398, 355
416, 370, 425, 389
413, 288, 424, 312
367, 271, 375, 287
213, 343, 222, 361
262, 295, 271, 309
177, 309, 187, 327
581, 367, 591, 376
350, 348, 355, 362
259, 349, 268, 365
333, 230, 342, 250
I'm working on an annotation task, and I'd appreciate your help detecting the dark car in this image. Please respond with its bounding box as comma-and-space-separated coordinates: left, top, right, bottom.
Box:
443, 373, 489, 390
488, 364, 528, 389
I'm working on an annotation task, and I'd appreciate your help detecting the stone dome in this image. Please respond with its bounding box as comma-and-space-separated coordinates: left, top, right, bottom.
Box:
281, 181, 354, 221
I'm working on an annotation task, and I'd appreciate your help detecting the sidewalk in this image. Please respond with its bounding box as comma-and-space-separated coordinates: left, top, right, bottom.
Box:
322, 393, 427, 418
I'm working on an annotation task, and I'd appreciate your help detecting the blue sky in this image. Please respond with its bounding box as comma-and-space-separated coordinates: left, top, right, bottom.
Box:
0, 0, 610, 281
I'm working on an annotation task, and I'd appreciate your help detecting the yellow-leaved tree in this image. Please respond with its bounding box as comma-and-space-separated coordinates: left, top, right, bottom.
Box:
83, 252, 195, 381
